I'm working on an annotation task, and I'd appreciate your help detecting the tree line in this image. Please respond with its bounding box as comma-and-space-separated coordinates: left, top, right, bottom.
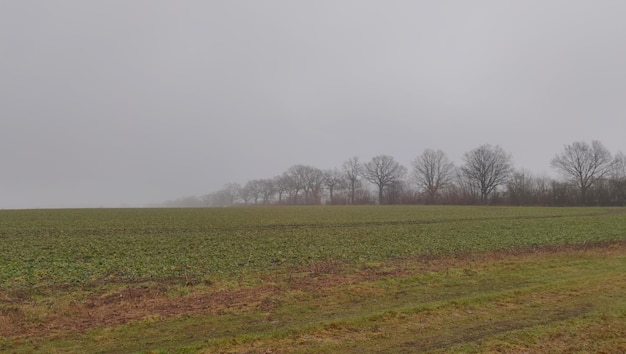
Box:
164, 141, 626, 207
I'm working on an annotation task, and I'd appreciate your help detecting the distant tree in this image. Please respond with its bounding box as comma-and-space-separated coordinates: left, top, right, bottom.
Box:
323, 169, 346, 204
301, 166, 325, 204
506, 172, 553, 206
507, 169, 542, 206
286, 165, 323, 204
534, 175, 553, 206
243, 179, 265, 205
550, 180, 578, 206
450, 167, 479, 204
613, 152, 626, 178
551, 141, 616, 204
609, 152, 626, 205
222, 183, 241, 205
461, 145, 513, 203
385, 180, 414, 204
259, 179, 275, 205
361, 155, 408, 204
342, 156, 362, 205
412, 149, 455, 203
205, 183, 241, 206
273, 174, 291, 204
285, 165, 306, 204
238, 185, 252, 204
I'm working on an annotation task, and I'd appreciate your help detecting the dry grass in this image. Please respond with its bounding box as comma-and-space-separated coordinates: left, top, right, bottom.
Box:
1, 240, 624, 353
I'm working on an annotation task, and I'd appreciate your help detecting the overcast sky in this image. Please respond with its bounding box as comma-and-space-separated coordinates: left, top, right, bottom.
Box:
2, 1, 625, 208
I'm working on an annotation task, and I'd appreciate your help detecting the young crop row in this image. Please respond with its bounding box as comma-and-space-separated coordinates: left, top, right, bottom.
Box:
1, 206, 624, 290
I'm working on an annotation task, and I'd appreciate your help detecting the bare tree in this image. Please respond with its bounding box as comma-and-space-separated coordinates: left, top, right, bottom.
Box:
227, 183, 242, 204
243, 179, 265, 205
361, 155, 408, 204
385, 180, 413, 204
323, 169, 346, 204
205, 183, 241, 206
613, 152, 626, 180
273, 174, 291, 204
551, 140, 615, 204
461, 145, 512, 203
451, 167, 479, 204
259, 179, 275, 205
286, 165, 323, 204
301, 166, 325, 204
609, 152, 626, 205
342, 156, 362, 205
534, 175, 553, 206
507, 169, 547, 206
285, 165, 306, 204
238, 184, 252, 204
412, 149, 454, 203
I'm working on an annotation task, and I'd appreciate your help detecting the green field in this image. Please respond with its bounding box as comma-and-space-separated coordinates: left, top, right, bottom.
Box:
1, 206, 625, 353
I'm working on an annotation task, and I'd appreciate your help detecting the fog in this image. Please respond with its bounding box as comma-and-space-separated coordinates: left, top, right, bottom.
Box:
2, 1, 625, 208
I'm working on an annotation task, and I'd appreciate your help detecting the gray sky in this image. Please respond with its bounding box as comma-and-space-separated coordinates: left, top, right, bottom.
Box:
2, 1, 625, 208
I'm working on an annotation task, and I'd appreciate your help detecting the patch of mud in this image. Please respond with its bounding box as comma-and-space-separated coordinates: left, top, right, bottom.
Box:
2, 240, 624, 340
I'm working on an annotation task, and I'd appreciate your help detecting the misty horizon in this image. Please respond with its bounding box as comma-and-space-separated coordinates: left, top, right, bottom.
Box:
2, 1, 625, 209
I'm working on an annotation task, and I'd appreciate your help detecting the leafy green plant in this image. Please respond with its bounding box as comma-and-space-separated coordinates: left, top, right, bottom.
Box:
1, 206, 624, 290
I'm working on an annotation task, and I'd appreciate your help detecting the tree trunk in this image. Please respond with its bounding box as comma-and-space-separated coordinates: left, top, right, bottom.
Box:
350, 181, 355, 205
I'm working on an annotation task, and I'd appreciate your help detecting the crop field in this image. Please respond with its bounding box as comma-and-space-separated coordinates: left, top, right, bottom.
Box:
1, 206, 625, 353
